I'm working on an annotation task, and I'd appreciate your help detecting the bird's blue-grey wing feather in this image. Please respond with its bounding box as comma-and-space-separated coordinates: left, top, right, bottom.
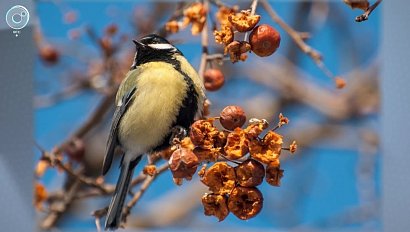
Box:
102, 87, 137, 175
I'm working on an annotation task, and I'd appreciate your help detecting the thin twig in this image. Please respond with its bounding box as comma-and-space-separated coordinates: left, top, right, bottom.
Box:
41, 150, 110, 193
355, 0, 382, 22
260, 0, 336, 80
244, 0, 259, 42
40, 179, 82, 229
198, 0, 210, 80
121, 163, 169, 224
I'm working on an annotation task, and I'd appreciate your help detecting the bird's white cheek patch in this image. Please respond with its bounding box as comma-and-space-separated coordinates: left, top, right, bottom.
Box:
148, 43, 176, 50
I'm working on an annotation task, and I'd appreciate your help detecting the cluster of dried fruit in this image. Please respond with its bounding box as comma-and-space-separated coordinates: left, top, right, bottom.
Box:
213, 7, 281, 62
203, 4, 282, 93
165, 105, 297, 221
165, 2, 207, 35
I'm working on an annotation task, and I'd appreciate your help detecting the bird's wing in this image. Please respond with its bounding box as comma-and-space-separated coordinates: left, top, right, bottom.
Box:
102, 87, 137, 175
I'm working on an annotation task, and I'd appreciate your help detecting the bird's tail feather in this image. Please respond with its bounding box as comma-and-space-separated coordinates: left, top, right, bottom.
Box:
104, 160, 136, 230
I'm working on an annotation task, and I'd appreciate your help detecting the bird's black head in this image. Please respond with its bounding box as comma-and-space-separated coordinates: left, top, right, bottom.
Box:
131, 34, 182, 69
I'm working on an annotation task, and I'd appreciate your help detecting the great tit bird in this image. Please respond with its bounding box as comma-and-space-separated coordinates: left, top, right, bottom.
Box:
101, 34, 205, 230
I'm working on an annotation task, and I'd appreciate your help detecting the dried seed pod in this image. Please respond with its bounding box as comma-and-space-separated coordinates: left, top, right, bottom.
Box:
235, 159, 265, 187
289, 141, 297, 154
216, 6, 238, 26
265, 161, 284, 187
204, 69, 225, 91
180, 137, 195, 150
35, 160, 49, 177
198, 163, 207, 178
214, 131, 229, 148
169, 148, 199, 180
278, 113, 289, 127
224, 128, 249, 160
201, 162, 236, 194
202, 193, 230, 221
189, 119, 219, 149
249, 24, 281, 57
335, 76, 346, 89
228, 10, 260, 32
214, 25, 234, 45
183, 2, 207, 35
34, 182, 48, 211
249, 131, 283, 164
225, 41, 251, 63
220, 106, 246, 130
165, 20, 180, 33
228, 186, 263, 220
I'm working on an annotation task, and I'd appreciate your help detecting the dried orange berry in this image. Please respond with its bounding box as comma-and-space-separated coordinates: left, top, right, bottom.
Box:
193, 147, 220, 162
201, 162, 236, 194
99, 36, 114, 56
265, 162, 284, 187
224, 128, 249, 160
335, 76, 346, 89
198, 163, 207, 178
228, 186, 263, 220
169, 148, 199, 180
343, 0, 369, 10
228, 10, 260, 32
202, 193, 230, 221
225, 41, 251, 63
63, 137, 85, 162
278, 113, 289, 127
289, 141, 297, 154
220, 106, 247, 130
180, 137, 195, 150
35, 160, 49, 177
34, 182, 48, 210
190, 119, 219, 149
143, 165, 157, 176
183, 2, 207, 35
235, 159, 265, 187
214, 131, 229, 148
105, 23, 118, 36
165, 20, 180, 33
249, 24, 281, 57
216, 6, 238, 26
39, 45, 60, 65
244, 119, 269, 140
214, 25, 234, 45
249, 131, 283, 164
204, 69, 225, 91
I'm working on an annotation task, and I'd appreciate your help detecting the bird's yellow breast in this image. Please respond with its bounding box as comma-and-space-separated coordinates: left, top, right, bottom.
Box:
117, 62, 188, 154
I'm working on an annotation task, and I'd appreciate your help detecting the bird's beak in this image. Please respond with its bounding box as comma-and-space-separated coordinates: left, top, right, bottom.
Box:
133, 39, 147, 50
